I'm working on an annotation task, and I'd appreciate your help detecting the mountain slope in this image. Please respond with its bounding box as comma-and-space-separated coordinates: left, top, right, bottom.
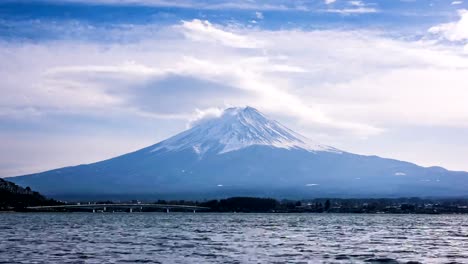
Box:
7, 107, 468, 199
152, 106, 338, 154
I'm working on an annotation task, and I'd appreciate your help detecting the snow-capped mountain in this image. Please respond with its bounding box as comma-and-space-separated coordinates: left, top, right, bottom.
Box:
7, 106, 468, 199
152, 106, 338, 155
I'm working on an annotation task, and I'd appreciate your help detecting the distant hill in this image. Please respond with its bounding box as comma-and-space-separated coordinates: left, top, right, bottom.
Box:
7, 106, 468, 199
0, 178, 61, 210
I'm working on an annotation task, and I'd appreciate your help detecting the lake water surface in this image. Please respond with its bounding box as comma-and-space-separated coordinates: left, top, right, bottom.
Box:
1, 213, 468, 263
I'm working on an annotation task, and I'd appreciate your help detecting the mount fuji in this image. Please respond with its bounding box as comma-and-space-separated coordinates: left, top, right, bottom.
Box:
7, 107, 468, 199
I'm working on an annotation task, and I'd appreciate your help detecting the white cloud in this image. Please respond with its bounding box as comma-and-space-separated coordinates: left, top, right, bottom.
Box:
188, 107, 224, 128
47, 0, 195, 7
3, 19, 468, 172
326, 0, 378, 14
46, 61, 166, 77
255, 11, 264, 19
48, 0, 304, 11
324, 0, 337, 4
178, 19, 262, 48
429, 9, 468, 43
4, 20, 468, 134
349, 1, 364, 7
452, 1, 463, 5
326, 7, 378, 14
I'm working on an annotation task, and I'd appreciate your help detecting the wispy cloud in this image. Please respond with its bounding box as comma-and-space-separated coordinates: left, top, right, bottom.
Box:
429, 9, 468, 52
2, 3, 468, 174
429, 9, 468, 41
43, 0, 307, 11
178, 19, 263, 48
349, 1, 365, 7
255, 11, 264, 20
325, 7, 378, 14
3, 19, 468, 137
325, 0, 378, 14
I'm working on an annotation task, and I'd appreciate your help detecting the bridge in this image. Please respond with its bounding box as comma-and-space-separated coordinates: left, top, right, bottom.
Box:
27, 203, 210, 213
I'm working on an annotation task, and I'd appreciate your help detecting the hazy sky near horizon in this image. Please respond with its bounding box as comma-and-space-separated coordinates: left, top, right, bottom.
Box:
1, 0, 468, 176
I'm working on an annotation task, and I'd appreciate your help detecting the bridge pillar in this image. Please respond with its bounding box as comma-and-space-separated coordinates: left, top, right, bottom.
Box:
130, 208, 133, 213
193, 210, 196, 213
166, 208, 169, 213
103, 207, 106, 212
92, 209, 95, 213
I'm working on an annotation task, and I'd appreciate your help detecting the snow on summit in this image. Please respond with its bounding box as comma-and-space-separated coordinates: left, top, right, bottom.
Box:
152, 106, 338, 155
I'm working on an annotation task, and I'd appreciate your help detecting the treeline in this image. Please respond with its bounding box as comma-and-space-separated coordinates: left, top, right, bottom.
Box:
177, 197, 468, 214
0, 178, 63, 210
200, 197, 278, 212
197, 198, 335, 213
4, 181, 468, 214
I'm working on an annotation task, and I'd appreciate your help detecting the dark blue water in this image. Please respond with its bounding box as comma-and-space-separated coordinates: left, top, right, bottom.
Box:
1, 213, 467, 263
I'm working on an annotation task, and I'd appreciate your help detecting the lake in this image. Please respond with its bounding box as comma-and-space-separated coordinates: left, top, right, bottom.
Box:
1, 213, 467, 263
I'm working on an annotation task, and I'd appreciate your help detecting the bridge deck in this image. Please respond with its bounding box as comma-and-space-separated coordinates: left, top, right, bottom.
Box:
27, 203, 209, 210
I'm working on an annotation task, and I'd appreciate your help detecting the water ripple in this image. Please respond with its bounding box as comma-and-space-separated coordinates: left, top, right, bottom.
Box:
1, 213, 467, 263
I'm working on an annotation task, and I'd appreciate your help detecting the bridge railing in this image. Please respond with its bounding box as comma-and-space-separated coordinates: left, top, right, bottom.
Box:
27, 203, 210, 212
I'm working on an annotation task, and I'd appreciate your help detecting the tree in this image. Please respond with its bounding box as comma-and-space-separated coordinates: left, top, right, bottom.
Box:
324, 199, 331, 211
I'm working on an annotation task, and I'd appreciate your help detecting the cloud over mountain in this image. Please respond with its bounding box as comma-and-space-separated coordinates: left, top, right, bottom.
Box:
1, 0, 468, 176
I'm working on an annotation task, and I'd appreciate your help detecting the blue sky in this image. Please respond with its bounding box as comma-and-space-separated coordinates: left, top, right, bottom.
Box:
1, 0, 468, 176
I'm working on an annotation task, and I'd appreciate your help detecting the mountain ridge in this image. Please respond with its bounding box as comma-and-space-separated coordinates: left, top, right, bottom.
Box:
7, 106, 468, 199
151, 106, 339, 155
